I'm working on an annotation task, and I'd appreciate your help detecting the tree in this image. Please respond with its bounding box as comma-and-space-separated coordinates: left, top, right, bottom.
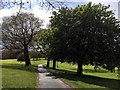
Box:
0, 0, 67, 11
2, 49, 18, 59
33, 29, 54, 68
49, 7, 74, 69
2, 12, 43, 66
50, 3, 120, 76
29, 50, 43, 60
73, 3, 120, 74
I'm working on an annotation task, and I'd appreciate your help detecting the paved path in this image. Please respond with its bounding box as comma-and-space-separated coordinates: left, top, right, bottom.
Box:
37, 64, 71, 89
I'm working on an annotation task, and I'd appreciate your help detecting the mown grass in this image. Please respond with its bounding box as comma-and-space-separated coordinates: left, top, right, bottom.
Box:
1, 59, 120, 89
49, 61, 120, 89
1, 59, 46, 89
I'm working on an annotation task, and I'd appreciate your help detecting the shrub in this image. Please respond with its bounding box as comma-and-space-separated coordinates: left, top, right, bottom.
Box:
29, 51, 44, 59
17, 53, 25, 62
2, 49, 18, 59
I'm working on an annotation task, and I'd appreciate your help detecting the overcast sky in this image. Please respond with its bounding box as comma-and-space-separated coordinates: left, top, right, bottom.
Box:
0, 5, 52, 28
0, 0, 120, 28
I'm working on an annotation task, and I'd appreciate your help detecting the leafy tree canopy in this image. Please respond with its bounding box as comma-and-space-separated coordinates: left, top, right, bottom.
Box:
49, 2, 120, 75
2, 12, 43, 66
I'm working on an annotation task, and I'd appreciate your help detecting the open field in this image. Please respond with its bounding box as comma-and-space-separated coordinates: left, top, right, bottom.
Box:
1, 59, 46, 88
49, 61, 120, 89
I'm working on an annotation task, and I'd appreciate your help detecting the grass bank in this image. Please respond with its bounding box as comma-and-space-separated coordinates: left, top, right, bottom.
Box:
1, 59, 46, 88
49, 61, 120, 89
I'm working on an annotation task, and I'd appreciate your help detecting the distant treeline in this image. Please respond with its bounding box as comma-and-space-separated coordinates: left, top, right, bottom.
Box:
2, 49, 44, 60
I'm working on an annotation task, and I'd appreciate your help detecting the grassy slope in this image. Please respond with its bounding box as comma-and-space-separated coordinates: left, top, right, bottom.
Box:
1, 59, 46, 88
49, 61, 120, 89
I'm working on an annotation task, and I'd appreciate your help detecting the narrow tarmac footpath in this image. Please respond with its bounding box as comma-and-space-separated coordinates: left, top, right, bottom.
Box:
37, 64, 71, 89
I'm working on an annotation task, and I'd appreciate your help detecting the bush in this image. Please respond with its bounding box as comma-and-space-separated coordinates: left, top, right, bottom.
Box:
17, 53, 25, 62
29, 51, 44, 59
2, 49, 18, 59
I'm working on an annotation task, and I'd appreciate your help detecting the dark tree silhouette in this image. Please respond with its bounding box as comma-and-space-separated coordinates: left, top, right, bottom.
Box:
49, 3, 120, 76
2, 12, 43, 66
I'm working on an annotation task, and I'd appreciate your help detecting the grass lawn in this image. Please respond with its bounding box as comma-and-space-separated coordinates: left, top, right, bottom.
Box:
1, 59, 120, 89
49, 61, 120, 89
1, 59, 46, 88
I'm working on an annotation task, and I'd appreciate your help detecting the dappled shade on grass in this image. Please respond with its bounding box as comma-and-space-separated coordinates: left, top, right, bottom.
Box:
49, 68, 120, 89
49, 61, 120, 89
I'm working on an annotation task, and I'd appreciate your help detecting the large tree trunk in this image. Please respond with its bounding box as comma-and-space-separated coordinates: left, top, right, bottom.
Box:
77, 60, 83, 76
53, 59, 56, 69
47, 58, 50, 68
24, 45, 31, 67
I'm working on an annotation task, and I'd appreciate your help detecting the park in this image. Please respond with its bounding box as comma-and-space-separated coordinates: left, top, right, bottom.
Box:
0, 0, 120, 89
1, 59, 120, 89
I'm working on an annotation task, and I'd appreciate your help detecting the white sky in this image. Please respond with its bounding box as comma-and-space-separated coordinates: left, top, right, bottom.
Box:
0, 4, 52, 28
0, 0, 120, 28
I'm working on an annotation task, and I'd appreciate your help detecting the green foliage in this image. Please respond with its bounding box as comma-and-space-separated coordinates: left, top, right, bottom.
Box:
34, 29, 54, 58
72, 3, 120, 68
17, 53, 25, 62
2, 12, 43, 66
29, 51, 42, 58
2, 49, 18, 59
48, 2, 120, 74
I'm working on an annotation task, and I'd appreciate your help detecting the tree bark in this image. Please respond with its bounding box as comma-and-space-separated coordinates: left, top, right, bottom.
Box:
24, 45, 31, 67
47, 58, 50, 68
53, 59, 56, 69
77, 60, 83, 76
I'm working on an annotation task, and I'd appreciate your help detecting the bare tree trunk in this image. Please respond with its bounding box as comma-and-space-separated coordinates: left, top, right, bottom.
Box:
24, 45, 31, 67
47, 58, 50, 68
77, 60, 83, 76
53, 59, 56, 69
